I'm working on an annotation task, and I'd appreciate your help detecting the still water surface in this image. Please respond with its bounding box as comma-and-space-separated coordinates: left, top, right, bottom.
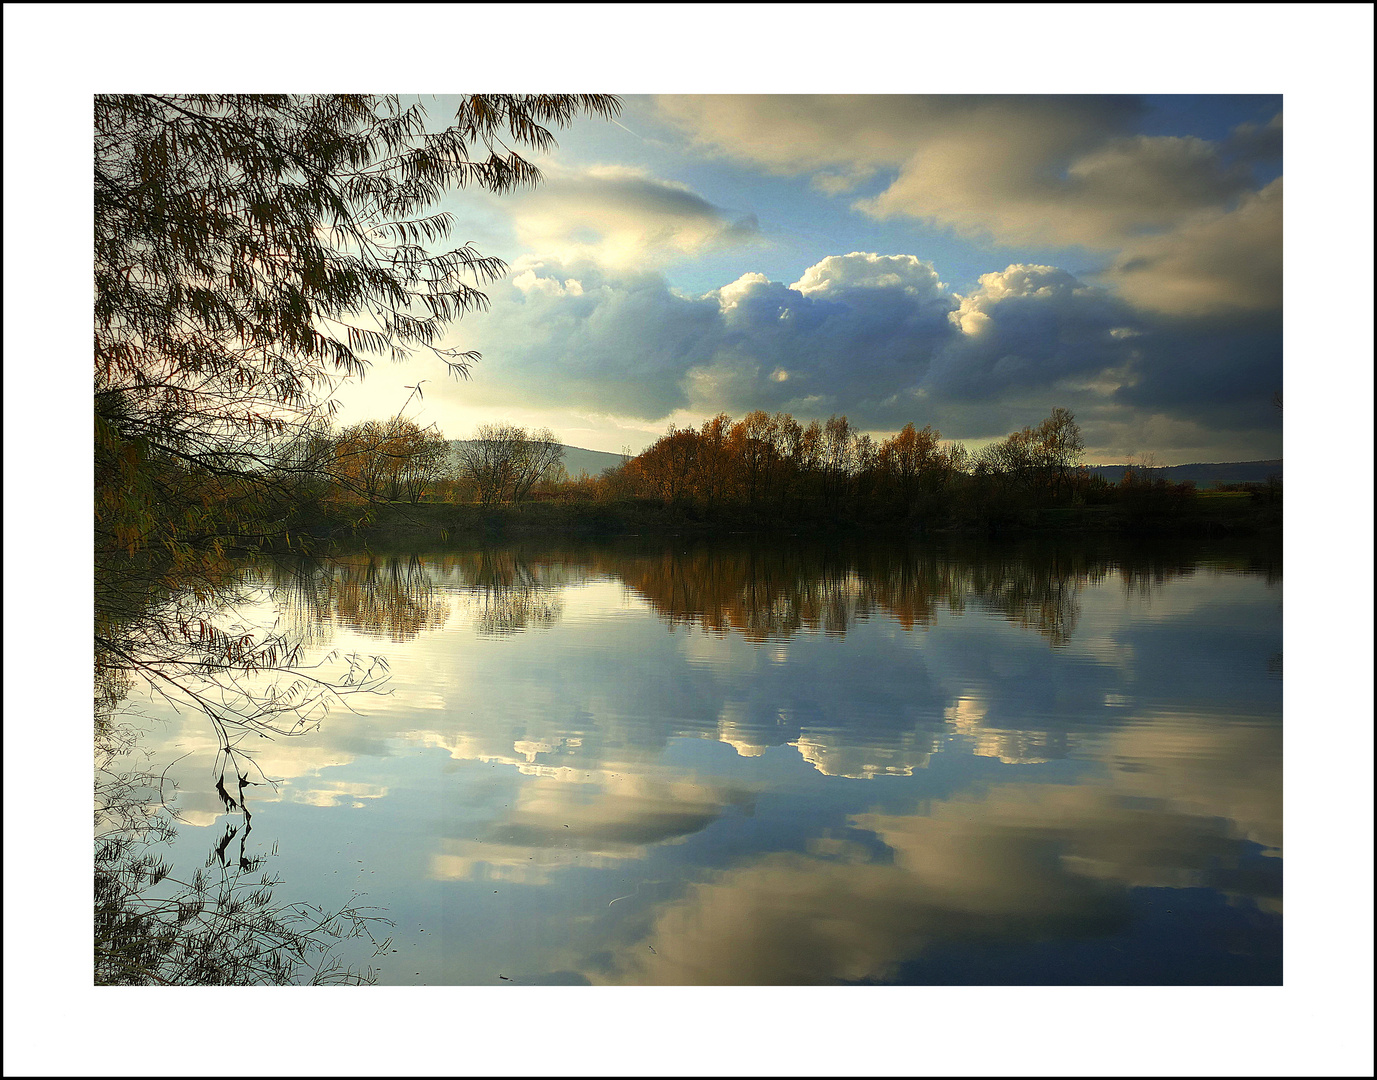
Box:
118, 538, 1282, 984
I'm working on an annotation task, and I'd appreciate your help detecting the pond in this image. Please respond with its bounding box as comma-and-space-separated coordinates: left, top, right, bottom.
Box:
102, 535, 1282, 985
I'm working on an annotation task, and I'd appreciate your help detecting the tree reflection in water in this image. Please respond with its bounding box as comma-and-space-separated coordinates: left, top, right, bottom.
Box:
578, 540, 1205, 647
94, 552, 395, 984
96, 551, 391, 789
258, 538, 1254, 651
459, 549, 565, 636
95, 721, 392, 985
268, 553, 450, 643
267, 549, 563, 639
95, 537, 1280, 985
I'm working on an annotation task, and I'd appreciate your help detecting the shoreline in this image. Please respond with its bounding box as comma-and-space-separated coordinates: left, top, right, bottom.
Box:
290, 494, 1282, 547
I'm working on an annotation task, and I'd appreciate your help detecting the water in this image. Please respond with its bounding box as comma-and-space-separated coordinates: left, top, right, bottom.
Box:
108, 537, 1282, 985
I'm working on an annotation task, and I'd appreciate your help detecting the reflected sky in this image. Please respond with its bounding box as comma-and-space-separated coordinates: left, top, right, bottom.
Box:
115, 539, 1282, 984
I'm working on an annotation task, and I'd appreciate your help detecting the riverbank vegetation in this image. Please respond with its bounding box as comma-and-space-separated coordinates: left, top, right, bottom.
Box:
93, 93, 624, 983
257, 406, 1280, 543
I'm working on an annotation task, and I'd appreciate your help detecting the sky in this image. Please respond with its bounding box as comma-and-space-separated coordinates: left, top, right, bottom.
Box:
329, 92, 1287, 465
3, 5, 1373, 1077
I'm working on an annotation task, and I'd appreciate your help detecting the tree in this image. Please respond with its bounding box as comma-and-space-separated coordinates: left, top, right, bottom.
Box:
397, 424, 450, 504
334, 420, 392, 503
629, 426, 701, 504
696, 414, 734, 506
971, 427, 1035, 495
456, 423, 524, 507
95, 94, 621, 557
509, 428, 565, 505
729, 411, 779, 508
263, 413, 339, 513
768, 412, 805, 503
971, 407, 1083, 504
93, 91, 620, 700
1033, 406, 1085, 501
879, 423, 942, 504
455, 423, 565, 506
323, 417, 449, 505
819, 415, 857, 510
92, 95, 622, 916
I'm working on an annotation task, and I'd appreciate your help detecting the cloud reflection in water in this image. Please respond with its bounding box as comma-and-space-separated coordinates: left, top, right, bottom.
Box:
123, 539, 1280, 984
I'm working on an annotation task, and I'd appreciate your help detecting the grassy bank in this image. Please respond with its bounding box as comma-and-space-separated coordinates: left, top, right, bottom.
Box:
318, 490, 1281, 544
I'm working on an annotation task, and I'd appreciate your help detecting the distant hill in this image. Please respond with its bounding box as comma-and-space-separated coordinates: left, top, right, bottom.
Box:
1085, 460, 1282, 488
448, 441, 626, 479
448, 441, 1279, 490
558, 445, 629, 478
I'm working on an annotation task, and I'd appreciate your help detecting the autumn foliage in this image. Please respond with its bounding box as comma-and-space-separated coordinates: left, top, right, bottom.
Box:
609, 410, 970, 522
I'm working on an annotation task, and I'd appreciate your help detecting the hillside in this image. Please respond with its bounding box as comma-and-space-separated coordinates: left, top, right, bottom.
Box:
1085, 460, 1282, 488
559, 445, 629, 478
449, 441, 1280, 489
448, 441, 626, 479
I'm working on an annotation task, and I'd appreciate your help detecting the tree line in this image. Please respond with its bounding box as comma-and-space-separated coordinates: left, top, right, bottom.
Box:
577, 406, 1096, 527
264, 418, 568, 513
252, 403, 1224, 537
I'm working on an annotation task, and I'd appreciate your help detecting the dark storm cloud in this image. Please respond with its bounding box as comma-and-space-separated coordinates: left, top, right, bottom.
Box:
1111, 313, 1282, 427
931, 265, 1141, 400
450, 251, 1280, 458
453, 263, 718, 418
935, 263, 1282, 445
693, 254, 959, 421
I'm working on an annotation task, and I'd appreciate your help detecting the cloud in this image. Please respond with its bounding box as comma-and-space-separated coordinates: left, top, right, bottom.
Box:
291, 780, 389, 809
654, 96, 1266, 249
791, 731, 938, 778
428, 771, 755, 884
655, 95, 1139, 194
653, 96, 1282, 320
438, 251, 963, 427
1223, 111, 1284, 165
946, 696, 1064, 764
508, 164, 759, 269
434, 249, 1280, 460
929, 263, 1145, 409
1100, 178, 1283, 316
859, 130, 1257, 251
791, 251, 950, 298
1102, 714, 1281, 857
687, 253, 960, 420
446, 259, 718, 418
590, 762, 1276, 984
